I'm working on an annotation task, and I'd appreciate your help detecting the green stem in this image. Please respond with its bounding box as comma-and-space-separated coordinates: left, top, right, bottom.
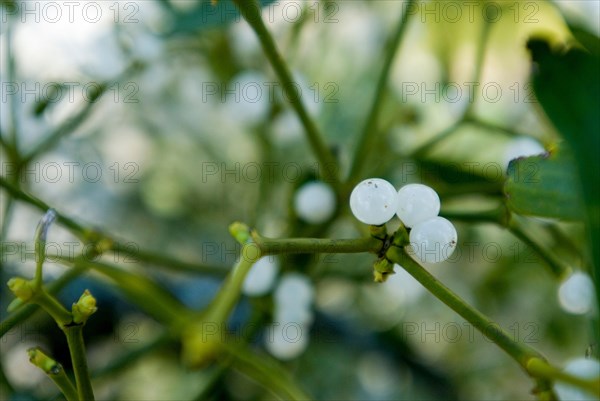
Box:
440, 205, 569, 277
22, 100, 99, 165
347, 0, 415, 183
64, 324, 95, 401
1, 267, 85, 338
231, 0, 339, 186
464, 115, 528, 138
28, 348, 78, 401
33, 209, 57, 290
207, 243, 261, 323
386, 247, 544, 367
463, 18, 491, 118
527, 358, 600, 395
253, 232, 382, 255
46, 369, 79, 401
0, 176, 85, 236
110, 242, 227, 276
508, 216, 569, 277
440, 206, 507, 224
92, 333, 171, 379
56, 256, 187, 328
6, 24, 19, 150
0, 177, 227, 276
225, 344, 311, 401
21, 63, 142, 164
34, 289, 73, 327
411, 18, 491, 159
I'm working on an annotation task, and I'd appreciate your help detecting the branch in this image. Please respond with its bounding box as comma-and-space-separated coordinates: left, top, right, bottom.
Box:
347, 0, 416, 183
386, 246, 596, 396
0, 176, 227, 276
231, 0, 339, 186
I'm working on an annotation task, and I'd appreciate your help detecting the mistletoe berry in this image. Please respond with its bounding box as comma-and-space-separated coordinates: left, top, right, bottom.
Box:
349, 178, 398, 225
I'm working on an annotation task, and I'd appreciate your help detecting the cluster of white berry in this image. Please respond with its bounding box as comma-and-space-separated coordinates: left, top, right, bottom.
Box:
350, 178, 457, 264
242, 261, 314, 360
265, 273, 314, 360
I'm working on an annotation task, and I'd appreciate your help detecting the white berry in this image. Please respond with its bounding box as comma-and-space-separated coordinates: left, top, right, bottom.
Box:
275, 273, 314, 308
555, 358, 600, 401
396, 184, 440, 228
242, 256, 279, 296
558, 272, 596, 315
265, 322, 309, 360
275, 302, 314, 326
409, 217, 457, 263
294, 181, 336, 224
349, 178, 398, 225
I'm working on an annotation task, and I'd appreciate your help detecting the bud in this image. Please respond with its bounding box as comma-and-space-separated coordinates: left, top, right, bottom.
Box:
28, 347, 61, 374
72, 290, 97, 324
229, 222, 251, 244
7, 277, 34, 302
373, 258, 395, 283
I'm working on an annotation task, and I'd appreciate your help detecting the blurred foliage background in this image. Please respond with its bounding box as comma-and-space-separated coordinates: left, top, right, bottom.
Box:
1, 0, 598, 400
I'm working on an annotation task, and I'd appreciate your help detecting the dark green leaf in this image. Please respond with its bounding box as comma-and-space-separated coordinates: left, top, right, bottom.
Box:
526, 35, 600, 307
504, 148, 584, 220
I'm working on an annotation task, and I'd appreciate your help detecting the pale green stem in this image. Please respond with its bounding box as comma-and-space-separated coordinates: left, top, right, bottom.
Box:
387, 246, 544, 367
34, 289, 73, 327
527, 357, 600, 395
253, 232, 382, 255
65, 325, 95, 401
386, 247, 597, 395
206, 243, 261, 323
231, 0, 339, 186
347, 0, 415, 183
1, 267, 85, 338
28, 348, 78, 401
225, 344, 311, 400
0, 176, 227, 277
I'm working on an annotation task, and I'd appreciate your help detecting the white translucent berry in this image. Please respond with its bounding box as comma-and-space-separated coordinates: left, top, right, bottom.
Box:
275, 302, 314, 326
409, 217, 457, 263
294, 181, 336, 224
558, 272, 596, 315
503, 137, 545, 170
275, 273, 314, 307
225, 71, 270, 125
554, 358, 600, 401
265, 322, 309, 360
396, 184, 440, 228
242, 256, 279, 297
349, 178, 398, 225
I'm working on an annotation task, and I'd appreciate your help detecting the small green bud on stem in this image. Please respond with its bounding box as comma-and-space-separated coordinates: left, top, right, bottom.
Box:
229, 222, 251, 244
373, 258, 395, 283
72, 290, 97, 324
7, 277, 34, 302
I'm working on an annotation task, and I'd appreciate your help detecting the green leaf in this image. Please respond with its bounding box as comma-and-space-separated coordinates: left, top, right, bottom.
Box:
504, 148, 584, 220
526, 34, 600, 307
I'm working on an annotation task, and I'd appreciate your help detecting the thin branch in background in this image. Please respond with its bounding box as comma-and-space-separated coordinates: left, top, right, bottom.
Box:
232, 0, 340, 188
411, 18, 492, 159
347, 0, 416, 185
0, 176, 229, 276
6, 24, 20, 150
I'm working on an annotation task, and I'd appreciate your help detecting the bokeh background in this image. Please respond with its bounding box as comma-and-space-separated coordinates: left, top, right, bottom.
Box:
1, 1, 598, 400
